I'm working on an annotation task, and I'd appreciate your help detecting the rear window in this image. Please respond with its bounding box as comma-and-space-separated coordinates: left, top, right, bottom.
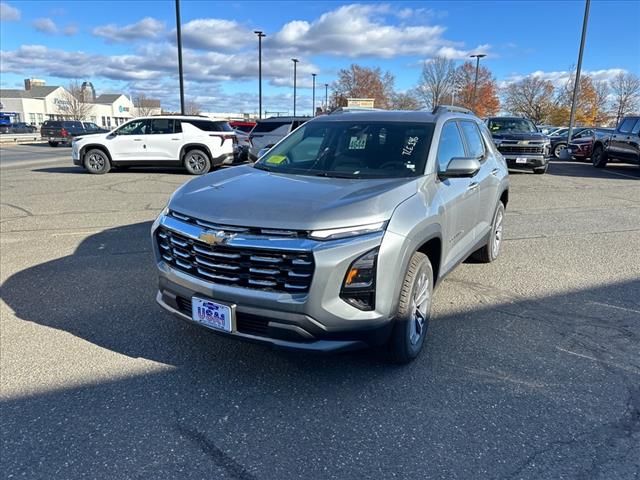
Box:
252, 121, 290, 133
184, 120, 232, 132
618, 117, 638, 134
43, 121, 61, 127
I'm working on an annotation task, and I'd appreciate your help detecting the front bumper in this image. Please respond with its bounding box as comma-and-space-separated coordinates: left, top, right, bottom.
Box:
152, 214, 407, 351
502, 154, 549, 168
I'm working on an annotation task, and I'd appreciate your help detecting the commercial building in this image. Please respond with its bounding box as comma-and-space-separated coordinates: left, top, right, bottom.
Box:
0, 79, 161, 127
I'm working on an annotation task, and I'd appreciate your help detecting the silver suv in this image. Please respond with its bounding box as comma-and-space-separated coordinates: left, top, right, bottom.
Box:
152, 107, 509, 363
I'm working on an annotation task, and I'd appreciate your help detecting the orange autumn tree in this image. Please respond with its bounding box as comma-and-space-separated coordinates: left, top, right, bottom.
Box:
453, 61, 500, 117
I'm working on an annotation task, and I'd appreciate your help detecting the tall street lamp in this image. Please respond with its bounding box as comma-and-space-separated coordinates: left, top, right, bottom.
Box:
469, 53, 486, 111
567, 0, 591, 146
254, 31, 266, 119
311, 73, 317, 116
292, 58, 299, 117
175, 0, 185, 115
325, 83, 329, 113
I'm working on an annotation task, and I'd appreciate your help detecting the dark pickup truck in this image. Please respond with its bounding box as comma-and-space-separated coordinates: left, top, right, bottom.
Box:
591, 116, 640, 168
41, 120, 109, 147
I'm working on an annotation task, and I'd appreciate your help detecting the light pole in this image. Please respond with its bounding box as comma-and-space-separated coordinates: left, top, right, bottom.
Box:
469, 53, 486, 111
567, 0, 591, 145
292, 58, 299, 117
311, 73, 316, 116
254, 31, 266, 119
175, 0, 185, 114
325, 83, 329, 112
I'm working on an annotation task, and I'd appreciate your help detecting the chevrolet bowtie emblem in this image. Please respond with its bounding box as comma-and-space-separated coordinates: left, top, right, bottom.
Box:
199, 230, 234, 245
518, 140, 530, 145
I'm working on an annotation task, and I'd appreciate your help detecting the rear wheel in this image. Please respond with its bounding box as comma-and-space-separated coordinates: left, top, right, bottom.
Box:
184, 149, 212, 175
48, 141, 58, 147
592, 145, 607, 168
472, 202, 505, 263
84, 149, 111, 174
553, 143, 566, 159
387, 252, 433, 364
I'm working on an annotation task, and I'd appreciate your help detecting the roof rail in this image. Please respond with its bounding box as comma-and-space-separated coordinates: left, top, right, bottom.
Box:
432, 105, 473, 115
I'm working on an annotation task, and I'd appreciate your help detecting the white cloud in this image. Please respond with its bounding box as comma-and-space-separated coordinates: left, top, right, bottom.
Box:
174, 19, 251, 51
267, 4, 475, 58
0, 1, 20, 21
501, 68, 629, 89
33, 17, 57, 34
92, 17, 165, 42
63, 24, 78, 36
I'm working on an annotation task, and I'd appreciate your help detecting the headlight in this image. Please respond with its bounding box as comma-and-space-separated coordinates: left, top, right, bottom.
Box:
340, 248, 378, 311
309, 221, 386, 241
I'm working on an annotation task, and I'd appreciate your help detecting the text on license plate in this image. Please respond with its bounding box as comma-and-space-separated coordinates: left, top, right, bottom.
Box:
191, 297, 232, 332
515, 157, 528, 164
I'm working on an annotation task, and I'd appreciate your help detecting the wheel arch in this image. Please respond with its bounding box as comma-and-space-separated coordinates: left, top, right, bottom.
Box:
415, 235, 442, 287
180, 143, 213, 163
81, 144, 112, 162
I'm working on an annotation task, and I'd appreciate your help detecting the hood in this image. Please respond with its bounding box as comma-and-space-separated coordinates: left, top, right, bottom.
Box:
76, 133, 106, 141
168, 165, 419, 231
492, 132, 547, 141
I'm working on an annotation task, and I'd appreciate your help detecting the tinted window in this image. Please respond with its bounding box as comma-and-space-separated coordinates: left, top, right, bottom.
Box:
459, 121, 485, 158
257, 121, 434, 178
149, 118, 173, 134
488, 118, 537, 134
43, 121, 61, 128
252, 121, 289, 133
117, 119, 149, 135
184, 120, 232, 132
618, 118, 637, 133
632, 120, 640, 135
437, 122, 466, 172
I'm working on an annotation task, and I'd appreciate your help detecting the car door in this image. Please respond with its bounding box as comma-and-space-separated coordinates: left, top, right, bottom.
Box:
106, 119, 149, 161
609, 118, 636, 161
459, 120, 498, 240
144, 119, 182, 161
628, 119, 640, 164
435, 121, 480, 271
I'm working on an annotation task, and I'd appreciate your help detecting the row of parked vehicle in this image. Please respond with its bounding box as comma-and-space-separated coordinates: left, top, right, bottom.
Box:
0, 122, 39, 134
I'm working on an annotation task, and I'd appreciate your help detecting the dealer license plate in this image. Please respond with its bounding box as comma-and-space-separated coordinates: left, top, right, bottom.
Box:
515, 157, 528, 164
191, 297, 233, 332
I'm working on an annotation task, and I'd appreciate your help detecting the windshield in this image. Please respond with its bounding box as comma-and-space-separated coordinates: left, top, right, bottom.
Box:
255, 121, 435, 178
488, 118, 538, 134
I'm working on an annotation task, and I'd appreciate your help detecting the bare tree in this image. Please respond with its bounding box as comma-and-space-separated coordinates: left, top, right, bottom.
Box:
56, 81, 94, 120
592, 80, 611, 126
185, 100, 202, 115
611, 72, 640, 125
390, 90, 421, 110
415, 56, 456, 109
134, 93, 159, 117
503, 76, 555, 124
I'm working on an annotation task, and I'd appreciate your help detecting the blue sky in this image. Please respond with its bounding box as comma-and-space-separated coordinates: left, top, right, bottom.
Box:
1, 0, 639, 114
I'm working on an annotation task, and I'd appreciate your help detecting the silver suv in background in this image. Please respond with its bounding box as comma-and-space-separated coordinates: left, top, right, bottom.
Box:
152, 107, 510, 363
248, 116, 309, 160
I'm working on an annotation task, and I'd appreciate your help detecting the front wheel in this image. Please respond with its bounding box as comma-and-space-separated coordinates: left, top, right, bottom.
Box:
553, 143, 566, 159
592, 145, 607, 168
387, 252, 433, 364
184, 149, 212, 175
84, 149, 111, 174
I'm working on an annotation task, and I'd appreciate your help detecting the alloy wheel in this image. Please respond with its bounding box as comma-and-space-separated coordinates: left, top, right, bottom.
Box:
409, 267, 430, 345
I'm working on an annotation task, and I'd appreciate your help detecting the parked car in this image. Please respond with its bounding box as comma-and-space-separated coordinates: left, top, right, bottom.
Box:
233, 129, 251, 162
41, 120, 108, 146
549, 127, 593, 158
71, 116, 238, 174
536, 125, 558, 135
0, 122, 38, 134
567, 128, 613, 161
248, 116, 310, 161
486, 116, 551, 174
229, 121, 256, 133
591, 116, 640, 168
151, 106, 510, 363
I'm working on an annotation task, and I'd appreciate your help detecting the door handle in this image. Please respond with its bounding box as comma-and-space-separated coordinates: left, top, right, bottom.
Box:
133, 138, 142, 141
171, 138, 180, 140
491, 168, 500, 176
467, 182, 479, 191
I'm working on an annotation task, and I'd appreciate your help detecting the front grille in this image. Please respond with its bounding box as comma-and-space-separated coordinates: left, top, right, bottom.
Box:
498, 145, 545, 154
157, 227, 314, 293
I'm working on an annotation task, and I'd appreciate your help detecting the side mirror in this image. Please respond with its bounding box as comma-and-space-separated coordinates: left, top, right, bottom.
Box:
439, 157, 481, 179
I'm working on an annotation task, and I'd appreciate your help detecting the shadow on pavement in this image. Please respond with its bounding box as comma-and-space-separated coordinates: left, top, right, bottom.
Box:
547, 160, 640, 179
2, 222, 639, 479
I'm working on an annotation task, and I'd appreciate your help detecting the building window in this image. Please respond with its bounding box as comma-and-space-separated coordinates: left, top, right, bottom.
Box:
29, 113, 36, 125
106, 117, 112, 127
101, 116, 106, 127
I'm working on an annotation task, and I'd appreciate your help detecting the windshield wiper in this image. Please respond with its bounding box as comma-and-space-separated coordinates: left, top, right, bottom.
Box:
313, 171, 358, 179
253, 163, 272, 172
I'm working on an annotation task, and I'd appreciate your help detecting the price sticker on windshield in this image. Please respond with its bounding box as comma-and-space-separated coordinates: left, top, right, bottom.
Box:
349, 135, 367, 150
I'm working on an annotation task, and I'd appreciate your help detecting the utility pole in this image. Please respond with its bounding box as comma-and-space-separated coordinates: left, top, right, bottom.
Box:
325, 83, 329, 112
254, 31, 266, 119
469, 53, 486, 112
567, 0, 591, 145
311, 73, 316, 116
175, 0, 185, 115
292, 58, 299, 117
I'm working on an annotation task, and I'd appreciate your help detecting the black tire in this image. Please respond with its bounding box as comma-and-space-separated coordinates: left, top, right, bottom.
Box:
553, 143, 566, 159
48, 141, 58, 147
387, 252, 433, 364
533, 164, 548, 174
184, 149, 212, 175
83, 148, 111, 174
592, 145, 607, 168
472, 201, 505, 263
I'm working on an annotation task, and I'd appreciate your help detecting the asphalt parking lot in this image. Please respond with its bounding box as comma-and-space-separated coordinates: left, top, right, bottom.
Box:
1, 145, 639, 480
